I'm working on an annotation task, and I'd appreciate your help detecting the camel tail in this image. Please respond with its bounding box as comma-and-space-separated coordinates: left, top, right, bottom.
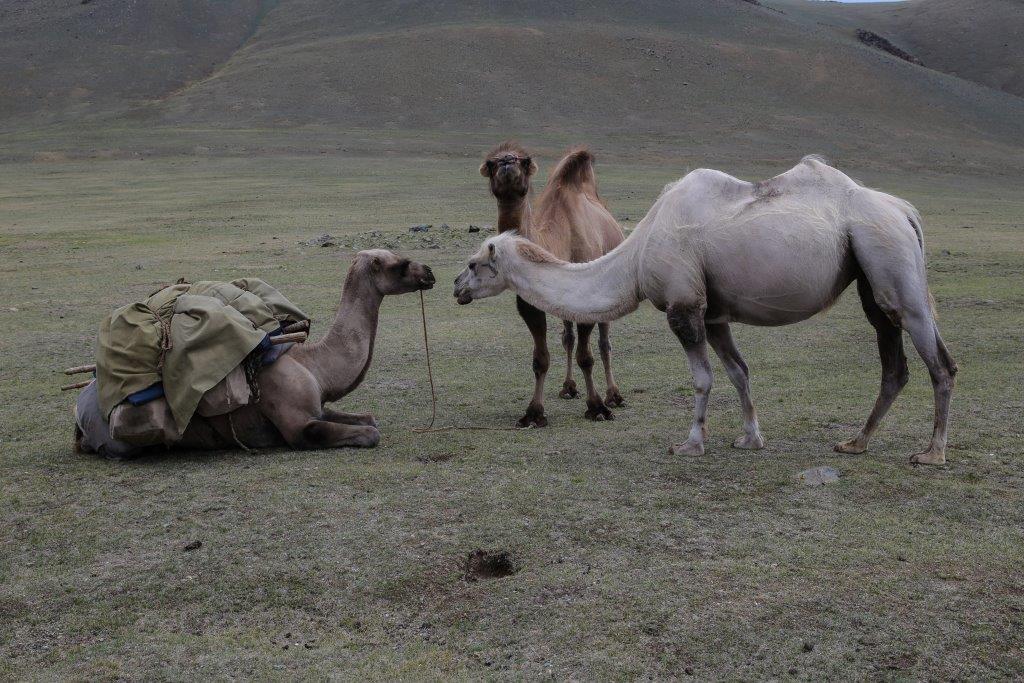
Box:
548, 147, 597, 191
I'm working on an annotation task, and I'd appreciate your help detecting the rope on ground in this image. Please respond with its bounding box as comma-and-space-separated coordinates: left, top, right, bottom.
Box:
412, 290, 524, 434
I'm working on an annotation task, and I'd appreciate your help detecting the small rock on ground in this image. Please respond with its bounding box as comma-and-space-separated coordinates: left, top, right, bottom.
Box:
798, 465, 840, 486
300, 233, 337, 247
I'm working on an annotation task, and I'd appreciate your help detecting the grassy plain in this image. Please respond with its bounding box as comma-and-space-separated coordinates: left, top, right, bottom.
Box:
1, 144, 1022, 679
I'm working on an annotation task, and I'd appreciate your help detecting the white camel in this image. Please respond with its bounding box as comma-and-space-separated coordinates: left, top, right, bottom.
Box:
454, 156, 957, 464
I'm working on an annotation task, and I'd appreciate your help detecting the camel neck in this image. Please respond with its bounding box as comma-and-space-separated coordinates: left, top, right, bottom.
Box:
496, 196, 532, 233
504, 237, 643, 323
299, 266, 383, 402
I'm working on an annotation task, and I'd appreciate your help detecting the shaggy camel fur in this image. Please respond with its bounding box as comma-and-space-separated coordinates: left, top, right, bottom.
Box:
171, 250, 434, 450
456, 156, 957, 464
480, 142, 625, 426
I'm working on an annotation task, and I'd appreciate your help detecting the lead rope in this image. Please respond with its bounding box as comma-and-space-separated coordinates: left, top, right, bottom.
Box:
412, 290, 523, 433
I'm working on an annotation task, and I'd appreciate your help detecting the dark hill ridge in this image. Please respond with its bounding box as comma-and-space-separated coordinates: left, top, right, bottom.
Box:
774, 0, 1024, 98
2, 0, 1022, 170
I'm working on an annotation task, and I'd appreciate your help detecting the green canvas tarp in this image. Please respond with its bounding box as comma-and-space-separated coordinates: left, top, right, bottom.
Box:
96, 278, 308, 433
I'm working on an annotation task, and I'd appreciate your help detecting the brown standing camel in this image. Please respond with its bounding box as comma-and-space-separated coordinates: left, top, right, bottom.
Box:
480, 142, 626, 426
77, 250, 435, 454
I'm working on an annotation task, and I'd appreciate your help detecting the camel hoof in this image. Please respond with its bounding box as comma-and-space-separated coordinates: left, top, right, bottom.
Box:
364, 414, 379, 428
669, 440, 704, 457
559, 381, 579, 399
584, 402, 614, 422
516, 412, 548, 429
732, 432, 766, 450
910, 449, 946, 466
834, 438, 867, 455
605, 388, 625, 408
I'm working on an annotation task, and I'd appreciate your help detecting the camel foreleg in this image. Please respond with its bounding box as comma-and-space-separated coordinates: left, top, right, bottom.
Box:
667, 303, 712, 456
598, 323, 625, 407
706, 323, 764, 450
516, 296, 549, 428
322, 406, 378, 428
300, 420, 380, 449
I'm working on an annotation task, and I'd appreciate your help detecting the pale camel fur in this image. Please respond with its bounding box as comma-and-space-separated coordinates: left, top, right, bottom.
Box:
455, 156, 956, 464
479, 142, 625, 426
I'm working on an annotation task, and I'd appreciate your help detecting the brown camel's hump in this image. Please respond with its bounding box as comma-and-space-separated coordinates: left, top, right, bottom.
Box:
544, 147, 598, 194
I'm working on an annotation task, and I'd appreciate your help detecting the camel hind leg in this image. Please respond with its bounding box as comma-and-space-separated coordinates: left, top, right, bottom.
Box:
850, 218, 957, 464
836, 276, 909, 455
577, 323, 613, 421
598, 323, 625, 407
558, 320, 579, 399
706, 323, 764, 450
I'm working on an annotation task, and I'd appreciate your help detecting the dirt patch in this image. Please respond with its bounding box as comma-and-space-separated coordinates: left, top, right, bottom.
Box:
326, 224, 495, 253
856, 29, 923, 66
416, 451, 455, 463
464, 549, 516, 581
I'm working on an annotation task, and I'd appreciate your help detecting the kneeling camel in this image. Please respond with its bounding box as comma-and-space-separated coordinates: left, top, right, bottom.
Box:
455, 156, 956, 464
79, 250, 435, 454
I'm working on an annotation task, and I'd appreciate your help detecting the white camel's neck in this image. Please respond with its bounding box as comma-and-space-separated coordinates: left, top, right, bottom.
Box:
502, 238, 643, 323
295, 265, 382, 403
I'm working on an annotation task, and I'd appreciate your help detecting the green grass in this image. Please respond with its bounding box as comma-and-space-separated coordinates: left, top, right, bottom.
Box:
1, 149, 1023, 679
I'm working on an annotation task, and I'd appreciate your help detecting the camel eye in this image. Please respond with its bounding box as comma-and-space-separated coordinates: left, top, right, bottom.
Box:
469, 262, 477, 272
399, 260, 410, 275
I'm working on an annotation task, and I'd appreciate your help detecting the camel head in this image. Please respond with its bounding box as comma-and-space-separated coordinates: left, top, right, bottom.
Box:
480, 142, 537, 201
453, 235, 513, 305
356, 249, 435, 295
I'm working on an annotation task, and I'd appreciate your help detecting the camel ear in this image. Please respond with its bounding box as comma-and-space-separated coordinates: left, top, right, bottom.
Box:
488, 243, 496, 261
479, 160, 493, 177
370, 256, 382, 273
522, 157, 537, 176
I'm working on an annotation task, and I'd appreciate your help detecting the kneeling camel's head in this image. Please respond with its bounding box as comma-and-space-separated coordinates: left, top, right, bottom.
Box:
356, 249, 435, 295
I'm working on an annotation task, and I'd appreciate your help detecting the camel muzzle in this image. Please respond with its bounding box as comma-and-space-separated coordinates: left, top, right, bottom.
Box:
418, 266, 435, 290
453, 270, 473, 304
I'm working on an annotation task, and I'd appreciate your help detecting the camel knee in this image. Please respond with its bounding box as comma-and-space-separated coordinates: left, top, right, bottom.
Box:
532, 349, 551, 377
894, 365, 910, 390
561, 325, 575, 351
692, 373, 712, 396
576, 347, 594, 373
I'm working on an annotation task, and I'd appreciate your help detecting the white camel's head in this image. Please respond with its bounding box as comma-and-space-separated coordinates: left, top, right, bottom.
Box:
453, 235, 512, 305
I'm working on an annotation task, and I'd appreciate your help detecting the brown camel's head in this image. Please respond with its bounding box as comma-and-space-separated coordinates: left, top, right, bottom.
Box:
356, 249, 434, 295
480, 141, 537, 201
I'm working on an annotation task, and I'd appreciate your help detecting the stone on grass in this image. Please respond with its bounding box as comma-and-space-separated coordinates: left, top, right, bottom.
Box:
301, 233, 337, 247
798, 465, 840, 486
409, 224, 431, 233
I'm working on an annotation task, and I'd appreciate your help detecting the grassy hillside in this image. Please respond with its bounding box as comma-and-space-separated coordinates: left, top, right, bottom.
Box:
0, 0, 272, 127
2, 0, 1022, 172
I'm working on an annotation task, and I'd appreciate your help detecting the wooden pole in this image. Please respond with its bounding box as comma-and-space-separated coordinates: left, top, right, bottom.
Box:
64, 364, 96, 375
281, 320, 310, 335
61, 380, 93, 391
270, 331, 307, 345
